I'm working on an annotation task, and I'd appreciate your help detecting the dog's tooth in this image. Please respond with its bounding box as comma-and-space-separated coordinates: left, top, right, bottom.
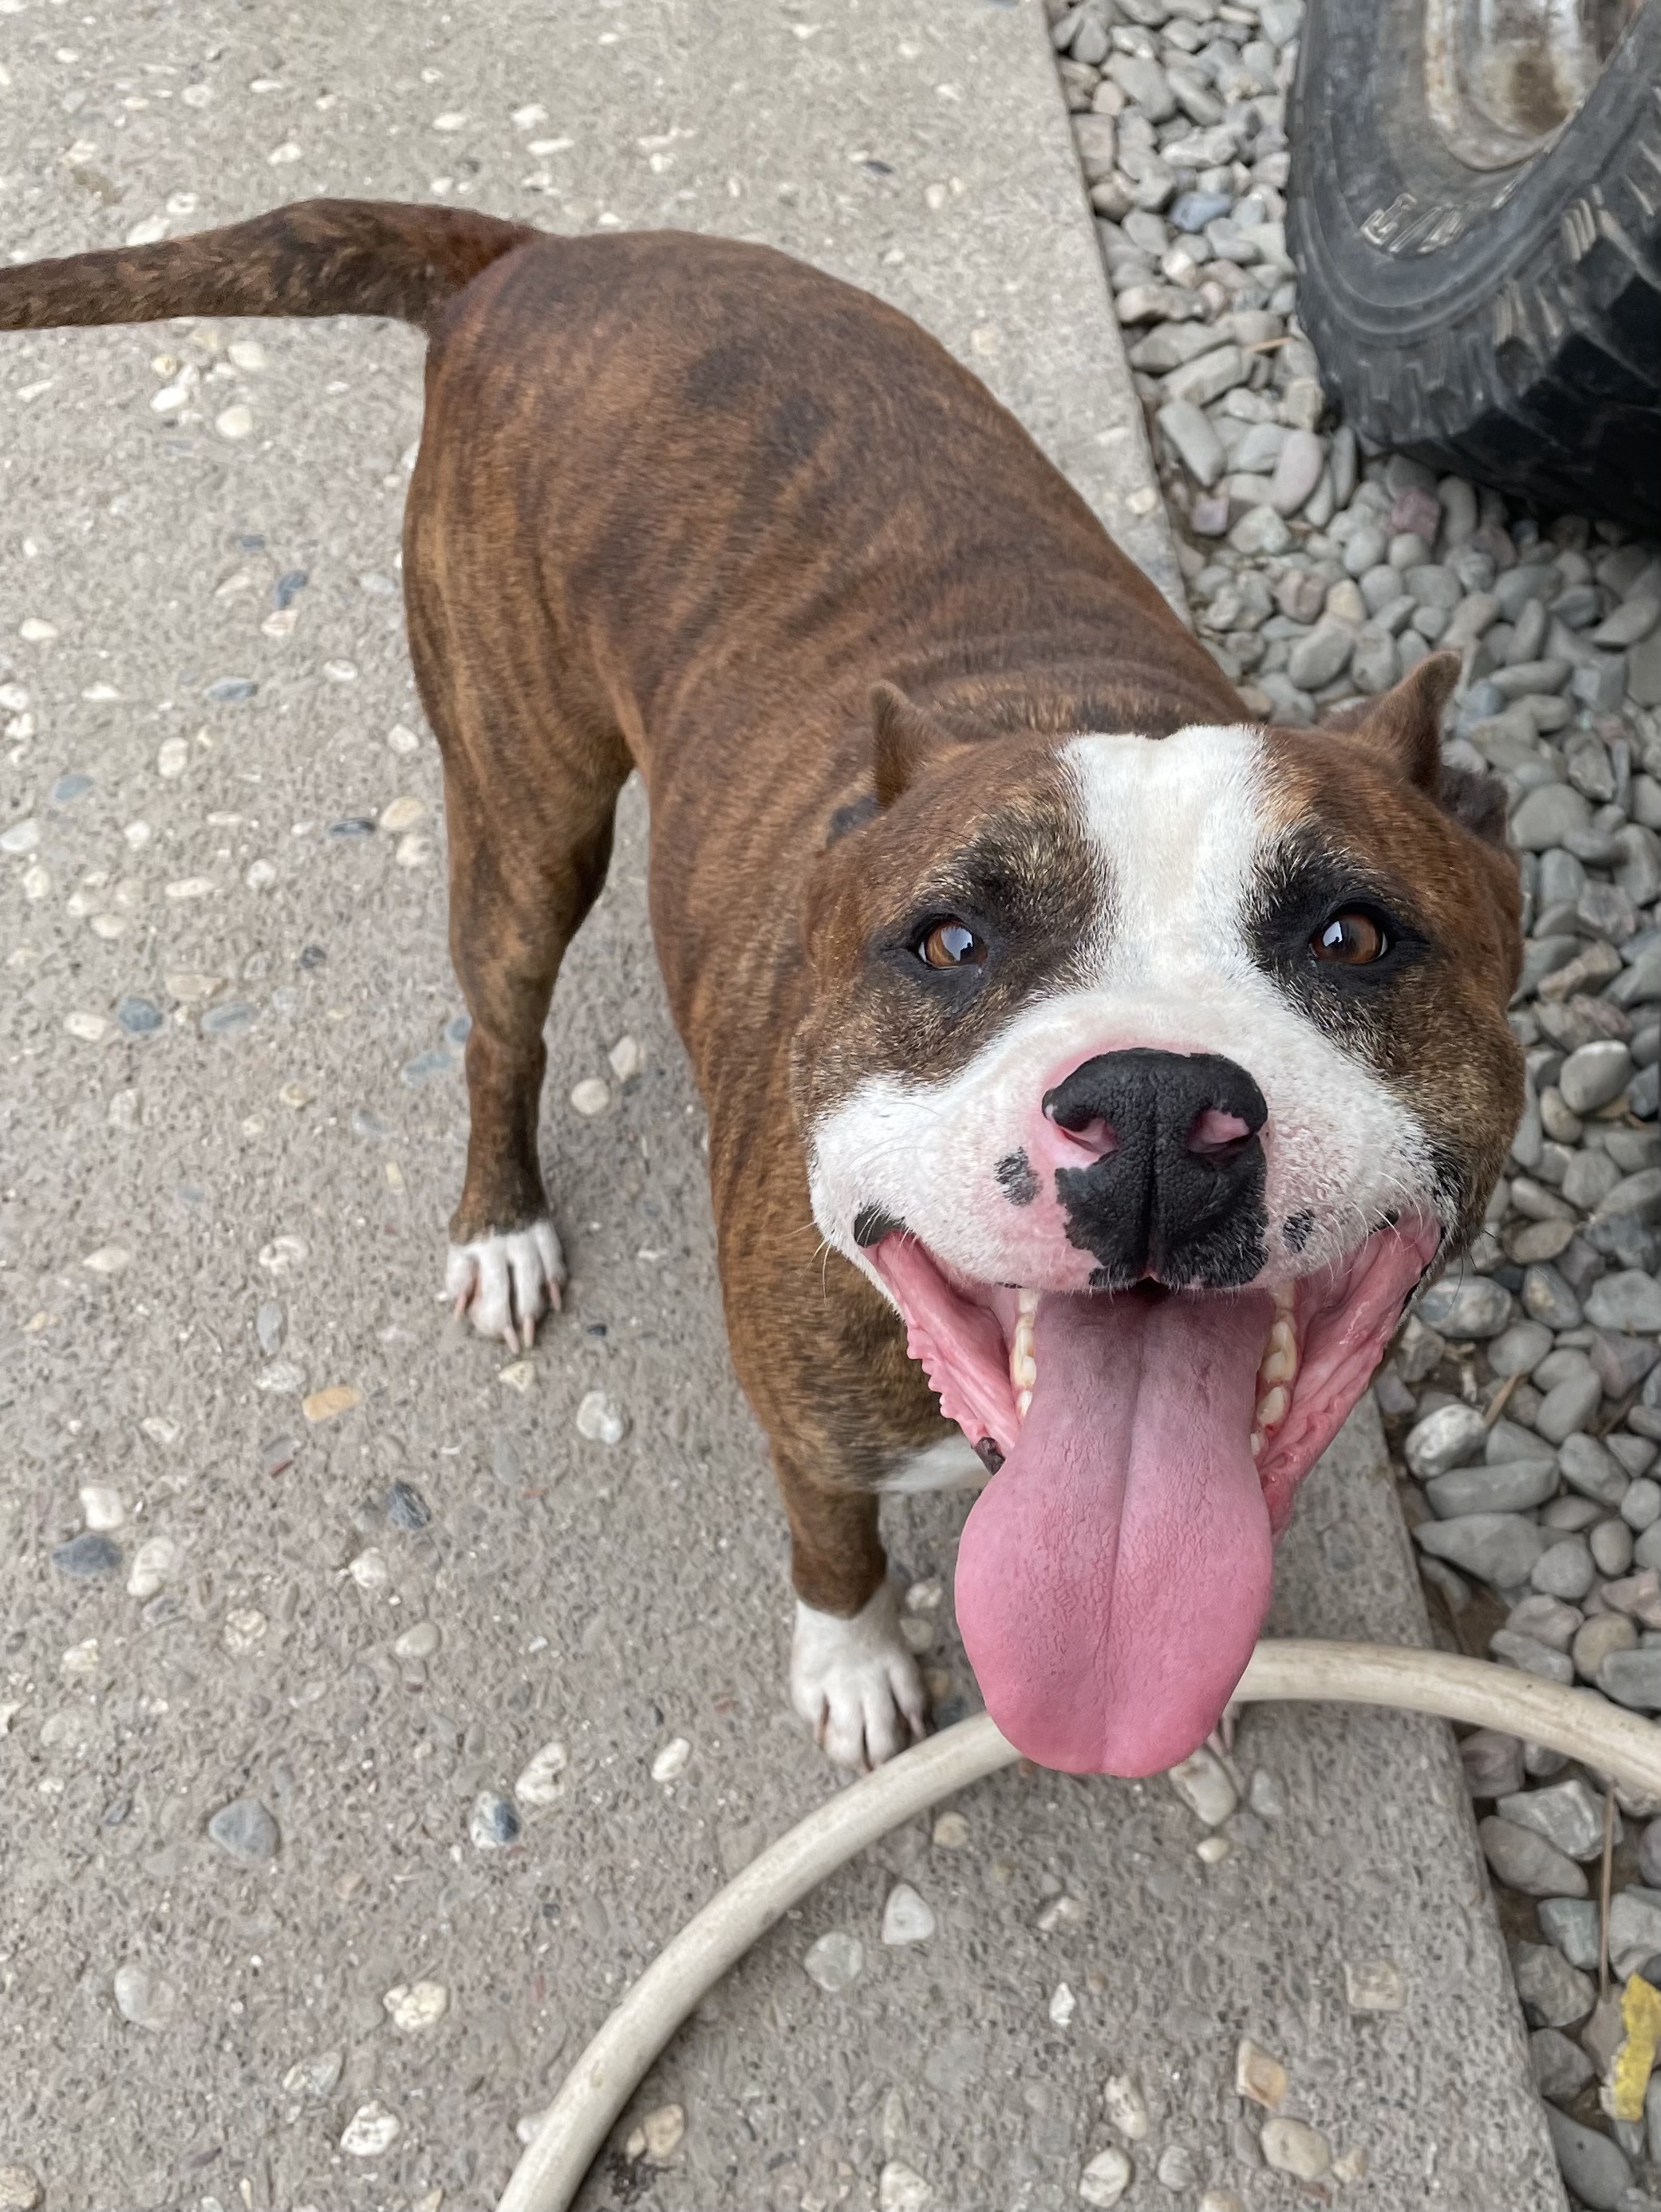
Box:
1249, 1429, 1264, 1461
1255, 1384, 1288, 1431
1010, 1309, 1036, 1394
1273, 1282, 1296, 1318
1016, 1387, 1032, 1421
1016, 1287, 1040, 1318
1260, 1344, 1297, 1386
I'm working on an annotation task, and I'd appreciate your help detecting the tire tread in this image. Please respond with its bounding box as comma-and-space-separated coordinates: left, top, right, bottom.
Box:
1288, 2, 1661, 528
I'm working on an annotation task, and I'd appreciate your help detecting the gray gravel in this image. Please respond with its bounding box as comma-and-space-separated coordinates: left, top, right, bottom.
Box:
1056, 0, 1661, 2193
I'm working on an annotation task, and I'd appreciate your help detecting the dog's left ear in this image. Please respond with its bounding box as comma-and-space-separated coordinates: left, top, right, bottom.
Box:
872, 682, 957, 807
1344, 651, 1508, 846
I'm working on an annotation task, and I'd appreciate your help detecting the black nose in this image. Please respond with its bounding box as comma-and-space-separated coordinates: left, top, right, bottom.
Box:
1044, 1048, 1269, 1290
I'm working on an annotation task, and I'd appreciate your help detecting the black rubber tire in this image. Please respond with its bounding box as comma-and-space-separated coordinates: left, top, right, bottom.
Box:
1286, 0, 1661, 530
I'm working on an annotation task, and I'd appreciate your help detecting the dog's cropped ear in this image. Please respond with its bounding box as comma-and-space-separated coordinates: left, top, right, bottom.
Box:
872, 682, 957, 807
1340, 650, 1509, 846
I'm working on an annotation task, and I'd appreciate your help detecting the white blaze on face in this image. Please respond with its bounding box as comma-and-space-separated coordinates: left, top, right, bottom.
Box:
807, 724, 1440, 1296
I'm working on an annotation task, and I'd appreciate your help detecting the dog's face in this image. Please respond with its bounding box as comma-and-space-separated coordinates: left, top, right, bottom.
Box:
795, 657, 1523, 1777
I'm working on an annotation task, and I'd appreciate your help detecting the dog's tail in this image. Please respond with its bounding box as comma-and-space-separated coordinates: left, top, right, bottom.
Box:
0, 198, 538, 335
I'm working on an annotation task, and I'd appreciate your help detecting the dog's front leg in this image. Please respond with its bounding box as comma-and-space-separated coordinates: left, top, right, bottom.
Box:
776, 1461, 928, 1772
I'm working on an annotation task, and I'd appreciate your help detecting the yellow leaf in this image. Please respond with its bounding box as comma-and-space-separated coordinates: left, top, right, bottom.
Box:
1608, 1974, 1661, 2122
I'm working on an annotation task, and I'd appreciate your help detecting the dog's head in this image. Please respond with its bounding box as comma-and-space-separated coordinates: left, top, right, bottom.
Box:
795, 653, 1523, 1777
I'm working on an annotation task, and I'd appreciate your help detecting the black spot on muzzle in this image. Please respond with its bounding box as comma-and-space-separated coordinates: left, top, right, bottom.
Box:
854, 1204, 906, 1248
995, 1150, 1039, 1206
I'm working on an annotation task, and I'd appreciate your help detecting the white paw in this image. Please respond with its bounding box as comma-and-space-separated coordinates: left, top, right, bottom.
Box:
791, 1583, 929, 1772
446, 1220, 565, 1350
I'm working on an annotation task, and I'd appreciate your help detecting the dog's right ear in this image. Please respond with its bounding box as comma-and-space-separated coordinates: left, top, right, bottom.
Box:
872, 682, 957, 806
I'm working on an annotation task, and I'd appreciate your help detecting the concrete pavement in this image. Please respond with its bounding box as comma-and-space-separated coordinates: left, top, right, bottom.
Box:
1, 2, 1557, 2206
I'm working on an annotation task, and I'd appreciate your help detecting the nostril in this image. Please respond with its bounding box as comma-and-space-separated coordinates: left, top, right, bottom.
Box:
1186, 1107, 1253, 1157
1044, 1099, 1119, 1160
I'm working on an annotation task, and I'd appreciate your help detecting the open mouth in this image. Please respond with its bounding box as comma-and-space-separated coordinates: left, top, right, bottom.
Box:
867, 1217, 1441, 1776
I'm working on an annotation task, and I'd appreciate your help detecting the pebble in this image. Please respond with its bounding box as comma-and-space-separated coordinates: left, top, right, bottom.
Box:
515, 1739, 570, 1807
1544, 2108, 1632, 2211
392, 1620, 440, 1664
113, 1962, 178, 2031
78, 1485, 124, 1532
1102, 2075, 1150, 2139
1426, 1459, 1556, 1516
1285, 618, 1354, 692
1415, 1276, 1513, 1338
1259, 2116, 1331, 2181
1575, 1615, 1638, 1679
878, 2163, 930, 2212
1586, 1272, 1661, 1334
340, 2102, 401, 2158
1154, 2146, 1196, 2191
1496, 1779, 1609, 1860
1531, 1536, 1596, 1600
575, 1390, 628, 1445
1512, 1941, 1596, 2027
1158, 399, 1224, 487
468, 1791, 519, 1848
383, 1979, 449, 2031
1560, 1433, 1629, 1508
1343, 1958, 1406, 2011
302, 1383, 361, 1424
1537, 1898, 1603, 1972
651, 1737, 691, 1782
570, 1077, 610, 1116
1166, 1746, 1237, 1825
1234, 2037, 1287, 2108
207, 1796, 279, 1863
0, 2172, 41, 2212
609, 1033, 643, 1082
1269, 428, 1324, 518
803, 1930, 864, 1993
1490, 1628, 1573, 1682
1610, 1889, 1661, 1975
1078, 2147, 1132, 2208
629, 2104, 685, 2163
1600, 1650, 1661, 1711
1403, 1401, 1487, 1477
223, 1608, 267, 1654
1164, 345, 1247, 408
1533, 2025, 1596, 2102
385, 1480, 432, 1531
1560, 1041, 1635, 1113
52, 1532, 120, 1579
1461, 1729, 1526, 1797
1414, 1512, 1547, 1586
881, 1883, 936, 1945
1480, 1816, 1588, 1898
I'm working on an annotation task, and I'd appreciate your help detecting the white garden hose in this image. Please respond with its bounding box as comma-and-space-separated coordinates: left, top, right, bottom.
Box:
499, 1638, 1661, 2212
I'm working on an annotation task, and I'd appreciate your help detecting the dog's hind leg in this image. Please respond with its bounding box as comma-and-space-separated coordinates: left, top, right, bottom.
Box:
404, 512, 630, 1352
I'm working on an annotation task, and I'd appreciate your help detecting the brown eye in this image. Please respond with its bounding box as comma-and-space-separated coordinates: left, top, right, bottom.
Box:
920, 920, 984, 969
1312, 911, 1388, 964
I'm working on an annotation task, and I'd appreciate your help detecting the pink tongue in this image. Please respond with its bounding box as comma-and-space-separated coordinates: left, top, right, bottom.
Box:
956, 1289, 1273, 1776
